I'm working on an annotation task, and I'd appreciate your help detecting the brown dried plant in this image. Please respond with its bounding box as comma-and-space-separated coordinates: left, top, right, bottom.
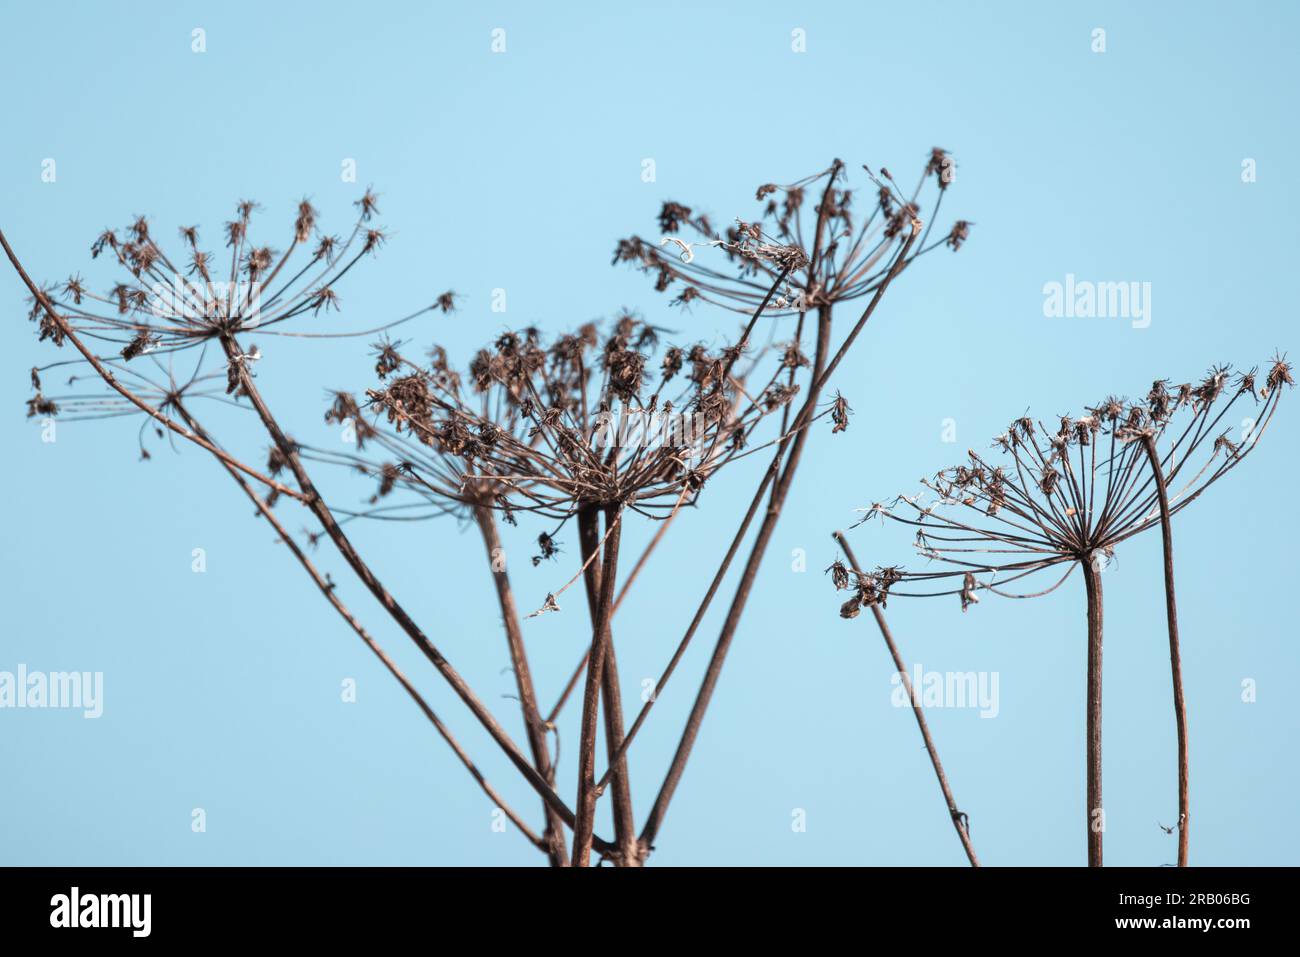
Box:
6, 150, 966, 866
612, 155, 968, 846
836, 358, 1292, 866
299, 297, 836, 864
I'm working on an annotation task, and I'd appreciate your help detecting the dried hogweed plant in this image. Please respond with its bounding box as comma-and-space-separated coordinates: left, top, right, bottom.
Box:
298, 305, 837, 865
835, 359, 1292, 866
612, 154, 969, 845
6, 149, 968, 866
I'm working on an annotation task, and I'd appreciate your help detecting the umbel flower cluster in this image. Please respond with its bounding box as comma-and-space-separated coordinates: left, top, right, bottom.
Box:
306, 309, 843, 531
24, 190, 453, 403
614, 151, 970, 316
830, 355, 1291, 869
7, 152, 986, 869
836, 358, 1292, 613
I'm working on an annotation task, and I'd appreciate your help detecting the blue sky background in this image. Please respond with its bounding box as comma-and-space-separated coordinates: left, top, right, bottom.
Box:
1, 1, 1296, 866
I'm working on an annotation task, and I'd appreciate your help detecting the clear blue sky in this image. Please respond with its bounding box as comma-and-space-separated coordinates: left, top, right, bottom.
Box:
2, 1, 1296, 866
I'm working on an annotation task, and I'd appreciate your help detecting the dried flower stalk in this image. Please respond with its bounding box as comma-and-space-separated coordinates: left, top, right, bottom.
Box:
9, 152, 969, 865
841, 359, 1292, 865
831, 532, 979, 867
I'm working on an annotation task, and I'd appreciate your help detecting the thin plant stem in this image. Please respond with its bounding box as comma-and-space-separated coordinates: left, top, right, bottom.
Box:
642, 218, 921, 847
577, 506, 638, 866
1141, 434, 1189, 867
545, 486, 689, 726
572, 504, 623, 866
593, 473, 774, 795
1082, 556, 1104, 867
834, 532, 979, 866
474, 504, 570, 866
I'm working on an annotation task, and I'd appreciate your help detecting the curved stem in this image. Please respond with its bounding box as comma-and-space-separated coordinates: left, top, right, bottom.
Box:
1082, 557, 1104, 867
1141, 435, 1189, 866
835, 533, 979, 866
474, 504, 570, 867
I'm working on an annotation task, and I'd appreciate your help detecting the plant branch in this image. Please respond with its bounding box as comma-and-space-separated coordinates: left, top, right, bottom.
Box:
642, 219, 922, 847
834, 532, 979, 866
1141, 434, 1189, 867
474, 503, 570, 866
577, 505, 639, 866
219, 331, 612, 854
571, 504, 622, 866
1082, 556, 1104, 867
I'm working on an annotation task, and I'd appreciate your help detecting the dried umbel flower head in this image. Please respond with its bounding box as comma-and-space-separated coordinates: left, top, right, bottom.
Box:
25, 393, 58, 418
614, 153, 968, 317
843, 356, 1291, 608
835, 565, 904, 619
26, 190, 449, 362
303, 310, 841, 526
838, 355, 1291, 870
